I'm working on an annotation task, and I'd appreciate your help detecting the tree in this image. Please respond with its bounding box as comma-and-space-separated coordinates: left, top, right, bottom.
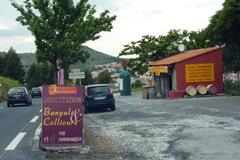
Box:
39, 62, 55, 85
206, 0, 240, 72
96, 70, 111, 84
4, 47, 25, 83
26, 63, 40, 89
11, 0, 116, 83
119, 30, 213, 76
81, 68, 93, 85
26, 62, 55, 89
0, 55, 5, 75
132, 80, 142, 88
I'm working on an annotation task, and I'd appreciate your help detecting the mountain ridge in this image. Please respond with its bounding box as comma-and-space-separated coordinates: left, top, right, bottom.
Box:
0, 46, 122, 70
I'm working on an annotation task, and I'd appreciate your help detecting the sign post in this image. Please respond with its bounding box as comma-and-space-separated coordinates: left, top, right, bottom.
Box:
41, 85, 84, 149
69, 70, 85, 85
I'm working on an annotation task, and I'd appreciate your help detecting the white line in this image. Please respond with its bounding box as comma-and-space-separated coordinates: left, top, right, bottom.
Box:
0, 107, 4, 110
30, 116, 39, 123
5, 132, 26, 150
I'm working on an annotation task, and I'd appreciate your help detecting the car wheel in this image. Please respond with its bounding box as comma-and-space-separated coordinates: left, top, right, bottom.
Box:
110, 105, 115, 111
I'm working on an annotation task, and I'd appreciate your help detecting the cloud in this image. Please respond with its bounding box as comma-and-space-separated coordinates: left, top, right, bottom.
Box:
0, 0, 224, 56
87, 0, 224, 56
0, 36, 35, 53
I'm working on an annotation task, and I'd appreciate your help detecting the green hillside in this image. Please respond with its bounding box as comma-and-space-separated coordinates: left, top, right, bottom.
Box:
70, 46, 122, 69
1, 46, 122, 70
0, 76, 22, 101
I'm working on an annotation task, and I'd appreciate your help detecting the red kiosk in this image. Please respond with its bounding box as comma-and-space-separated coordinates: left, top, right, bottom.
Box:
149, 46, 224, 98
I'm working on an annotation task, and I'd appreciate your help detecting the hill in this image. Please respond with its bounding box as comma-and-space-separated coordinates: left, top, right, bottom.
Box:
0, 46, 122, 70
0, 76, 22, 101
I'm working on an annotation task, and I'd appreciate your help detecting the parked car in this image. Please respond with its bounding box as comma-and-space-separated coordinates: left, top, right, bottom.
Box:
31, 87, 42, 98
84, 84, 115, 113
6, 87, 32, 107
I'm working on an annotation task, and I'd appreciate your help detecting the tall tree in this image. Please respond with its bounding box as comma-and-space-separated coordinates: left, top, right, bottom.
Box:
206, 0, 240, 71
0, 55, 5, 75
26, 62, 55, 89
81, 68, 93, 85
26, 63, 40, 89
119, 30, 213, 76
4, 47, 25, 83
96, 69, 111, 84
11, 0, 116, 83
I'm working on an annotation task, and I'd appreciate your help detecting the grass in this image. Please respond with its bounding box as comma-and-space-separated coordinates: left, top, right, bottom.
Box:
0, 76, 22, 101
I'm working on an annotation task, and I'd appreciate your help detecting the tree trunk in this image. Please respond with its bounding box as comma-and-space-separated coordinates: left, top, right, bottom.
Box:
54, 60, 58, 84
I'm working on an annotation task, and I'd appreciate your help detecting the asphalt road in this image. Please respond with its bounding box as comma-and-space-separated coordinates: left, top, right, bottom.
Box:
0, 98, 42, 160
86, 94, 240, 160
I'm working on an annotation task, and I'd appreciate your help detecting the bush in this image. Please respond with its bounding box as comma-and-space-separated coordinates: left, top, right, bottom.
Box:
0, 76, 22, 101
224, 80, 240, 96
132, 80, 142, 88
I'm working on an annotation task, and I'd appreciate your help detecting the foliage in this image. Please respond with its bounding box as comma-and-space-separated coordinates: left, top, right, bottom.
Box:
26, 62, 54, 89
132, 80, 142, 88
81, 68, 94, 85
206, 0, 240, 72
3, 47, 25, 83
11, 0, 116, 82
0, 76, 22, 101
0, 55, 5, 75
95, 69, 112, 84
224, 80, 240, 96
120, 30, 213, 75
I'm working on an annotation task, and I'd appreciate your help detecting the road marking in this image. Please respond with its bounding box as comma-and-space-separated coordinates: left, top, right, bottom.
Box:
30, 116, 39, 123
5, 132, 26, 150
0, 107, 4, 110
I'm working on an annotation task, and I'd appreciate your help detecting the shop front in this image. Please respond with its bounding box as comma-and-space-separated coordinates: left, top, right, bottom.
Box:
149, 46, 224, 98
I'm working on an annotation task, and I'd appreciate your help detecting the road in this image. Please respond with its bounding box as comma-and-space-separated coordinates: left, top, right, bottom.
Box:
1, 94, 240, 160
0, 98, 42, 160
85, 94, 240, 160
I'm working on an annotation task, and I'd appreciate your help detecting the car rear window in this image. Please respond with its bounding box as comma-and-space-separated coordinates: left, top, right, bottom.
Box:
87, 86, 109, 95
8, 88, 26, 94
32, 87, 41, 92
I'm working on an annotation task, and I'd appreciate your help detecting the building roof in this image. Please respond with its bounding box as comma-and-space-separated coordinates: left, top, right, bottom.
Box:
150, 46, 221, 66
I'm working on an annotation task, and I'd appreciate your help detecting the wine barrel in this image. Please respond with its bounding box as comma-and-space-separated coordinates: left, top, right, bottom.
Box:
207, 84, 218, 95
197, 85, 207, 95
186, 86, 197, 96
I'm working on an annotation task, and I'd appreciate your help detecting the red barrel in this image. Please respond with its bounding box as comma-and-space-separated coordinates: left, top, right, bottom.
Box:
207, 84, 218, 95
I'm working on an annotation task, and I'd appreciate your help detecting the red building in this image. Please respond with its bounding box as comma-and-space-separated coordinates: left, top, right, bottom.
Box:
149, 46, 224, 98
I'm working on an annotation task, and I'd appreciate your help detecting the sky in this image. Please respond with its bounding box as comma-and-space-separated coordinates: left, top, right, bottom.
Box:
0, 0, 224, 56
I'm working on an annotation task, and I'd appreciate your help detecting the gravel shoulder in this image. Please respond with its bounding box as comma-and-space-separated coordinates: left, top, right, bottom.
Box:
85, 94, 240, 160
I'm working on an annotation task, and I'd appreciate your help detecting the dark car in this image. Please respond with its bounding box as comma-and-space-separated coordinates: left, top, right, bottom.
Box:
31, 87, 42, 98
6, 87, 32, 107
84, 84, 115, 113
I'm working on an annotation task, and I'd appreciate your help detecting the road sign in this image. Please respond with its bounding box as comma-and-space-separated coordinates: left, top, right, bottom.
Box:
71, 69, 81, 73
69, 72, 85, 79
41, 85, 84, 149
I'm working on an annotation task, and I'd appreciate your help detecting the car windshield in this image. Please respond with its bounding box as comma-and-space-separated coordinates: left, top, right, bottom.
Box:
87, 86, 109, 95
32, 88, 40, 92
8, 88, 26, 94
